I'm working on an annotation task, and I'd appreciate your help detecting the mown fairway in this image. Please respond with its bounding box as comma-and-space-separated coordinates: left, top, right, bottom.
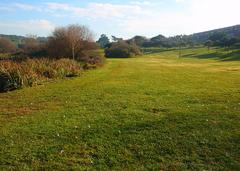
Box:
0, 48, 240, 170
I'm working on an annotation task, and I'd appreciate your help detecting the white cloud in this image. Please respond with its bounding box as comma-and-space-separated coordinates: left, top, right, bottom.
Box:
76, 3, 144, 19
0, 20, 55, 36
45, 2, 70, 11
1, 1, 240, 38
183, 0, 240, 33
130, 1, 152, 6
119, 0, 240, 37
42, 1, 240, 37
176, 0, 185, 3
0, 6, 13, 11
45, 2, 145, 19
13, 3, 42, 11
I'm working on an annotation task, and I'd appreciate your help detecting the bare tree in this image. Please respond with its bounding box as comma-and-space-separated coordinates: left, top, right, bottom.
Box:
48, 24, 95, 60
23, 35, 40, 54
47, 27, 69, 58
0, 37, 16, 53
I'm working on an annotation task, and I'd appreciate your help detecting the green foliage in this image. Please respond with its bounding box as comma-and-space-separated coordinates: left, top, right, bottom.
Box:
127, 25, 240, 48
97, 34, 110, 48
224, 37, 238, 48
0, 71, 23, 92
0, 53, 11, 59
136, 34, 197, 48
208, 32, 227, 46
204, 32, 239, 48
204, 40, 214, 51
105, 41, 141, 58
128, 36, 148, 46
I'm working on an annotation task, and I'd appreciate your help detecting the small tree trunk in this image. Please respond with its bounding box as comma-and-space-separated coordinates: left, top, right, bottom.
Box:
178, 46, 181, 58
72, 46, 75, 60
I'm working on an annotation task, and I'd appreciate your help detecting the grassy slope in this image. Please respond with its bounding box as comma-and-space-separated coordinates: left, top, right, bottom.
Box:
0, 48, 240, 170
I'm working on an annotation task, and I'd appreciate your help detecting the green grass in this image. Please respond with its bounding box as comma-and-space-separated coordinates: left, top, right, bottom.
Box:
0, 47, 240, 170
0, 53, 11, 59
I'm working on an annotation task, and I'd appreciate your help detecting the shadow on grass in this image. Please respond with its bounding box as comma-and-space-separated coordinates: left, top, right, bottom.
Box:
182, 49, 240, 62
143, 46, 203, 55
182, 53, 196, 57
142, 48, 176, 54
220, 50, 240, 61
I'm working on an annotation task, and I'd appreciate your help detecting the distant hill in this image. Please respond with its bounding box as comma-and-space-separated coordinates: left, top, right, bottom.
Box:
128, 24, 240, 47
0, 34, 48, 47
191, 25, 240, 43
0, 34, 25, 47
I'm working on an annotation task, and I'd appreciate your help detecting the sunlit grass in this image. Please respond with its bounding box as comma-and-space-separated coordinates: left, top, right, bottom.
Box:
0, 47, 240, 170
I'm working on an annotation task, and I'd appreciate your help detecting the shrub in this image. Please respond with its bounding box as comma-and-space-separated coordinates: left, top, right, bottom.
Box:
0, 53, 12, 60
78, 50, 105, 69
0, 58, 81, 92
0, 70, 23, 92
82, 56, 105, 69
105, 41, 141, 58
0, 37, 16, 53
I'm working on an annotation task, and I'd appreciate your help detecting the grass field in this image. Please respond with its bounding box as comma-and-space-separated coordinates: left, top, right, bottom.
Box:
0, 47, 240, 170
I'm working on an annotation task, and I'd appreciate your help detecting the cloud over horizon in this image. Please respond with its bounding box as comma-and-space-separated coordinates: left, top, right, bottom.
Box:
0, 0, 239, 38
0, 19, 54, 37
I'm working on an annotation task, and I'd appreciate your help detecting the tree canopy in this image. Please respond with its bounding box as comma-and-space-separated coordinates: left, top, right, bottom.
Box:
97, 34, 110, 48
0, 37, 16, 53
47, 24, 96, 60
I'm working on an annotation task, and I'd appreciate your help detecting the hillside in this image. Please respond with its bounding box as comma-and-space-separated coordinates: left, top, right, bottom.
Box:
191, 25, 240, 43
0, 34, 25, 46
0, 34, 48, 47
128, 25, 240, 47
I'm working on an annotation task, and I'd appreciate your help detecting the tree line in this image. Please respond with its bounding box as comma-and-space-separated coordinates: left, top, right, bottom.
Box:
1, 25, 240, 59
0, 24, 105, 92
97, 31, 240, 52
0, 24, 102, 64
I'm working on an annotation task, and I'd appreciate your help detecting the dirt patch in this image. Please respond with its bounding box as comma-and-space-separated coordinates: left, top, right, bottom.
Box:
0, 101, 62, 120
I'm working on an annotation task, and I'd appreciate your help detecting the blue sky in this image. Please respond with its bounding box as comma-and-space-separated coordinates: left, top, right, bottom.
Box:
0, 0, 239, 39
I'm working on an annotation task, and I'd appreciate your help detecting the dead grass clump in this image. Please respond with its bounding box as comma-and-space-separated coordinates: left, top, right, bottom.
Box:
0, 58, 81, 92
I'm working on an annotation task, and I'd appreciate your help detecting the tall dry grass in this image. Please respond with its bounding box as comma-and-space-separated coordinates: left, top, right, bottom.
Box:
0, 58, 81, 92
